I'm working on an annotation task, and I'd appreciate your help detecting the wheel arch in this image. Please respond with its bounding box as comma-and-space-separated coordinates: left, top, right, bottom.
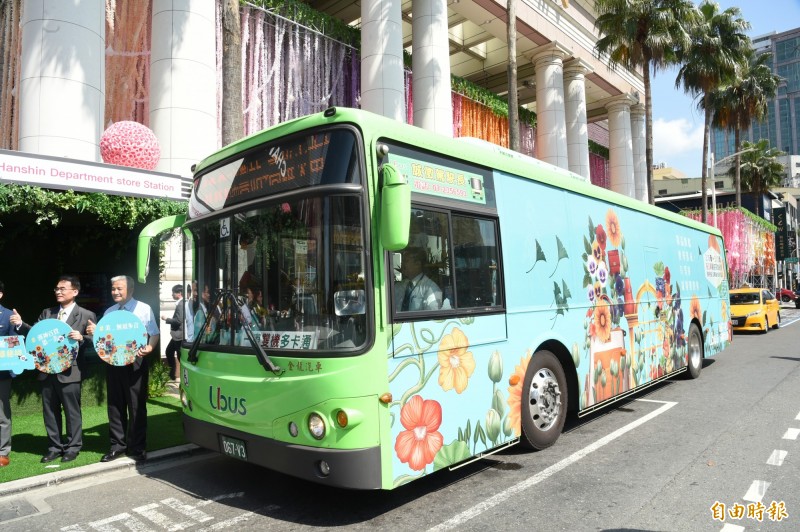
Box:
536, 339, 579, 415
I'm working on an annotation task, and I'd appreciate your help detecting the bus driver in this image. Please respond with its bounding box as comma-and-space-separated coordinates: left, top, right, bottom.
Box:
394, 247, 442, 312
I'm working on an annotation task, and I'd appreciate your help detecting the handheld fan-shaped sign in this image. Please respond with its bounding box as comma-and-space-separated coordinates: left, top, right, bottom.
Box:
26, 319, 78, 374
0, 335, 33, 374
94, 311, 148, 366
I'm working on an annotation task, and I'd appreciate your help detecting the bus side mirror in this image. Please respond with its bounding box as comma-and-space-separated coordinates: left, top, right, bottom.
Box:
380, 164, 410, 251
137, 214, 186, 283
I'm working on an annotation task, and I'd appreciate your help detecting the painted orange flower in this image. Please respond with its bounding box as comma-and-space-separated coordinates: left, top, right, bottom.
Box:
708, 234, 720, 252
394, 395, 444, 471
506, 352, 532, 437
605, 209, 623, 247
593, 302, 612, 343
690, 295, 702, 322
437, 327, 476, 394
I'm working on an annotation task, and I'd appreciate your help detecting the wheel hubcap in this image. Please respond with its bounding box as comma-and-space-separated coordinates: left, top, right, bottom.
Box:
528, 368, 561, 431
688, 330, 701, 369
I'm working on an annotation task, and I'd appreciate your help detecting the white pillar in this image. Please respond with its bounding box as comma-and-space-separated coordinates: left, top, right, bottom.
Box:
361, 0, 406, 121
150, 0, 217, 176
18, 0, 105, 160
631, 104, 648, 202
532, 43, 570, 170
412, 0, 453, 136
605, 95, 636, 198
563, 59, 592, 181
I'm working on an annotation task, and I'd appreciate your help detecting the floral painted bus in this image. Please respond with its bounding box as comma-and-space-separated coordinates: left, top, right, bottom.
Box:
138, 107, 731, 489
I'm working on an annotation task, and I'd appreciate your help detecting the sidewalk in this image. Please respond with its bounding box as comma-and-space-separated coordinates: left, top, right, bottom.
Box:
0, 382, 201, 498
0, 443, 204, 498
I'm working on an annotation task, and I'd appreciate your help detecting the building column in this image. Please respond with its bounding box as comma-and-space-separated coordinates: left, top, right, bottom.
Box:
18, 0, 105, 161
631, 104, 648, 202
532, 43, 570, 170
412, 0, 453, 136
361, 0, 406, 121
605, 95, 637, 198
563, 59, 592, 181
150, 0, 217, 176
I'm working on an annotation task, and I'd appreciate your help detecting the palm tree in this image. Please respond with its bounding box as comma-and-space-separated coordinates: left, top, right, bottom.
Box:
675, 1, 750, 223
734, 139, 786, 218
709, 50, 781, 208
595, 0, 698, 205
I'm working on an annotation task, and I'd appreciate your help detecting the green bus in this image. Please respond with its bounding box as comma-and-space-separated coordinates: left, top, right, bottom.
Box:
139, 107, 731, 489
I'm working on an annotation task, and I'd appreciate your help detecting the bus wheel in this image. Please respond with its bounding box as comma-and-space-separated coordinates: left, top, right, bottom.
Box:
686, 323, 703, 379
520, 350, 567, 450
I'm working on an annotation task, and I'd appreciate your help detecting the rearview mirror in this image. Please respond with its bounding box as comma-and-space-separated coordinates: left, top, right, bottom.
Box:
380, 164, 410, 251
334, 290, 366, 316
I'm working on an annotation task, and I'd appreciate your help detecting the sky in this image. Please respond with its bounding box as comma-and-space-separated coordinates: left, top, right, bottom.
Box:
650, 0, 800, 177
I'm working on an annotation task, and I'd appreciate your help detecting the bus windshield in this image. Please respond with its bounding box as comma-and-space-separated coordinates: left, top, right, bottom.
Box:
189, 194, 368, 355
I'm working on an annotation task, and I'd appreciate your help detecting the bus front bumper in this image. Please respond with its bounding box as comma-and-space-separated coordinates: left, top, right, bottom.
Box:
183, 415, 383, 490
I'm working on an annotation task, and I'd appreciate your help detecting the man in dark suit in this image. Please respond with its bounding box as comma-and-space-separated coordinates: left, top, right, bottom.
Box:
161, 284, 184, 380
11, 275, 96, 463
0, 280, 18, 467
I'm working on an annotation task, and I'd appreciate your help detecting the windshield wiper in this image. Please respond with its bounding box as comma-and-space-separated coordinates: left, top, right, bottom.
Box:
187, 289, 283, 375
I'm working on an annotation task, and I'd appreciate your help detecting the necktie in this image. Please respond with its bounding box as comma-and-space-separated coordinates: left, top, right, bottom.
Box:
401, 282, 414, 311
57, 309, 66, 321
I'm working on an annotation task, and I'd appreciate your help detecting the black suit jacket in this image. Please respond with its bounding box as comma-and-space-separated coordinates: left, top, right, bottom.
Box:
18, 305, 96, 383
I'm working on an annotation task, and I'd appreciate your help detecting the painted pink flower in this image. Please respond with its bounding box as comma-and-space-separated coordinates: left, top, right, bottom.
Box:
394, 395, 444, 471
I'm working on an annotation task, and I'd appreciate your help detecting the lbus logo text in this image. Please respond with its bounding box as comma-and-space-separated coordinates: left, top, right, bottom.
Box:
208, 386, 247, 415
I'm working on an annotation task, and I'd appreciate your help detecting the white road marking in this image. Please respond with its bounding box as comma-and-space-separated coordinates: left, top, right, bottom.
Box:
782, 428, 800, 440
743, 480, 770, 503
133, 502, 193, 531
428, 399, 677, 531
720, 524, 744, 532
195, 505, 279, 531
160, 497, 214, 522
795, 410, 800, 421
766, 450, 787, 466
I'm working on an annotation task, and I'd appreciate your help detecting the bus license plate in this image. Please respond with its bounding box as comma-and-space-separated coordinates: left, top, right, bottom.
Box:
220, 434, 248, 461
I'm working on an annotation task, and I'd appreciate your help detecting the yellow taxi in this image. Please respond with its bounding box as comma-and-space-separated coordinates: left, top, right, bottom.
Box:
729, 287, 780, 333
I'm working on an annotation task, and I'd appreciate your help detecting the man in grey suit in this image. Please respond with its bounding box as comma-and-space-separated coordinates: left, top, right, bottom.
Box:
11, 275, 96, 463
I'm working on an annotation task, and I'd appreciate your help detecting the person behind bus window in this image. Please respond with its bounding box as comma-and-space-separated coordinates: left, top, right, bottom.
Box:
394, 247, 442, 312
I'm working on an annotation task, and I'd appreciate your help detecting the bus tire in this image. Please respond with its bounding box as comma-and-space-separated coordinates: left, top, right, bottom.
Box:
520, 350, 567, 451
686, 323, 703, 379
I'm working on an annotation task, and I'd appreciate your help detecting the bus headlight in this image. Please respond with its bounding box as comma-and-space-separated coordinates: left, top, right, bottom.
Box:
308, 413, 326, 440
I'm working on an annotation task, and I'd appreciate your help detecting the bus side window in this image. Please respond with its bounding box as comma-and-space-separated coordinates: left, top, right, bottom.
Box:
453, 216, 501, 308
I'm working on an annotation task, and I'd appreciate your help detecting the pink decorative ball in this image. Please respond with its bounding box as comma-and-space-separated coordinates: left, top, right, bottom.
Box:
100, 121, 161, 170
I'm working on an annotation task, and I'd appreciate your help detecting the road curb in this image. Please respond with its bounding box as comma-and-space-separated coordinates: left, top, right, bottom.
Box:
0, 444, 203, 498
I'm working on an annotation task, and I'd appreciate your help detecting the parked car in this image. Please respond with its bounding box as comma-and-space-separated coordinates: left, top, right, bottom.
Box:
777, 288, 800, 308
729, 288, 780, 333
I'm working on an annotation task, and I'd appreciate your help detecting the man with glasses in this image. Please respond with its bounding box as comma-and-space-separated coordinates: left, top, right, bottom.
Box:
11, 275, 95, 463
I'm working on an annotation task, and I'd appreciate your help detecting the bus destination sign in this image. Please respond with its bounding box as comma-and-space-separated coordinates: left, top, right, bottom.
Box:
388, 153, 486, 205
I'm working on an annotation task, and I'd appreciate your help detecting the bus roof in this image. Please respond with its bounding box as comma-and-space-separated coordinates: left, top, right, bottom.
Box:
194, 107, 722, 238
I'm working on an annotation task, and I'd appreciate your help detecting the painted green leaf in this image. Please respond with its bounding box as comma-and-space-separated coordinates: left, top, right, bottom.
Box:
492, 389, 506, 417
583, 236, 592, 255
588, 216, 595, 237
653, 261, 666, 277
555, 236, 569, 261
433, 440, 471, 471
526, 239, 547, 273
561, 280, 572, 301
583, 272, 592, 288
475, 422, 487, 447
464, 419, 471, 444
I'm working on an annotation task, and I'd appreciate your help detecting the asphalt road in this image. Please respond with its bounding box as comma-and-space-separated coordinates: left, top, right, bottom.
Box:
2, 306, 799, 532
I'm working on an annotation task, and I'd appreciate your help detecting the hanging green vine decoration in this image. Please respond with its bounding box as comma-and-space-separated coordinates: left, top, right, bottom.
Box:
450, 75, 537, 127
0, 184, 186, 229
680, 205, 777, 232
588, 140, 609, 159
246, 0, 361, 48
